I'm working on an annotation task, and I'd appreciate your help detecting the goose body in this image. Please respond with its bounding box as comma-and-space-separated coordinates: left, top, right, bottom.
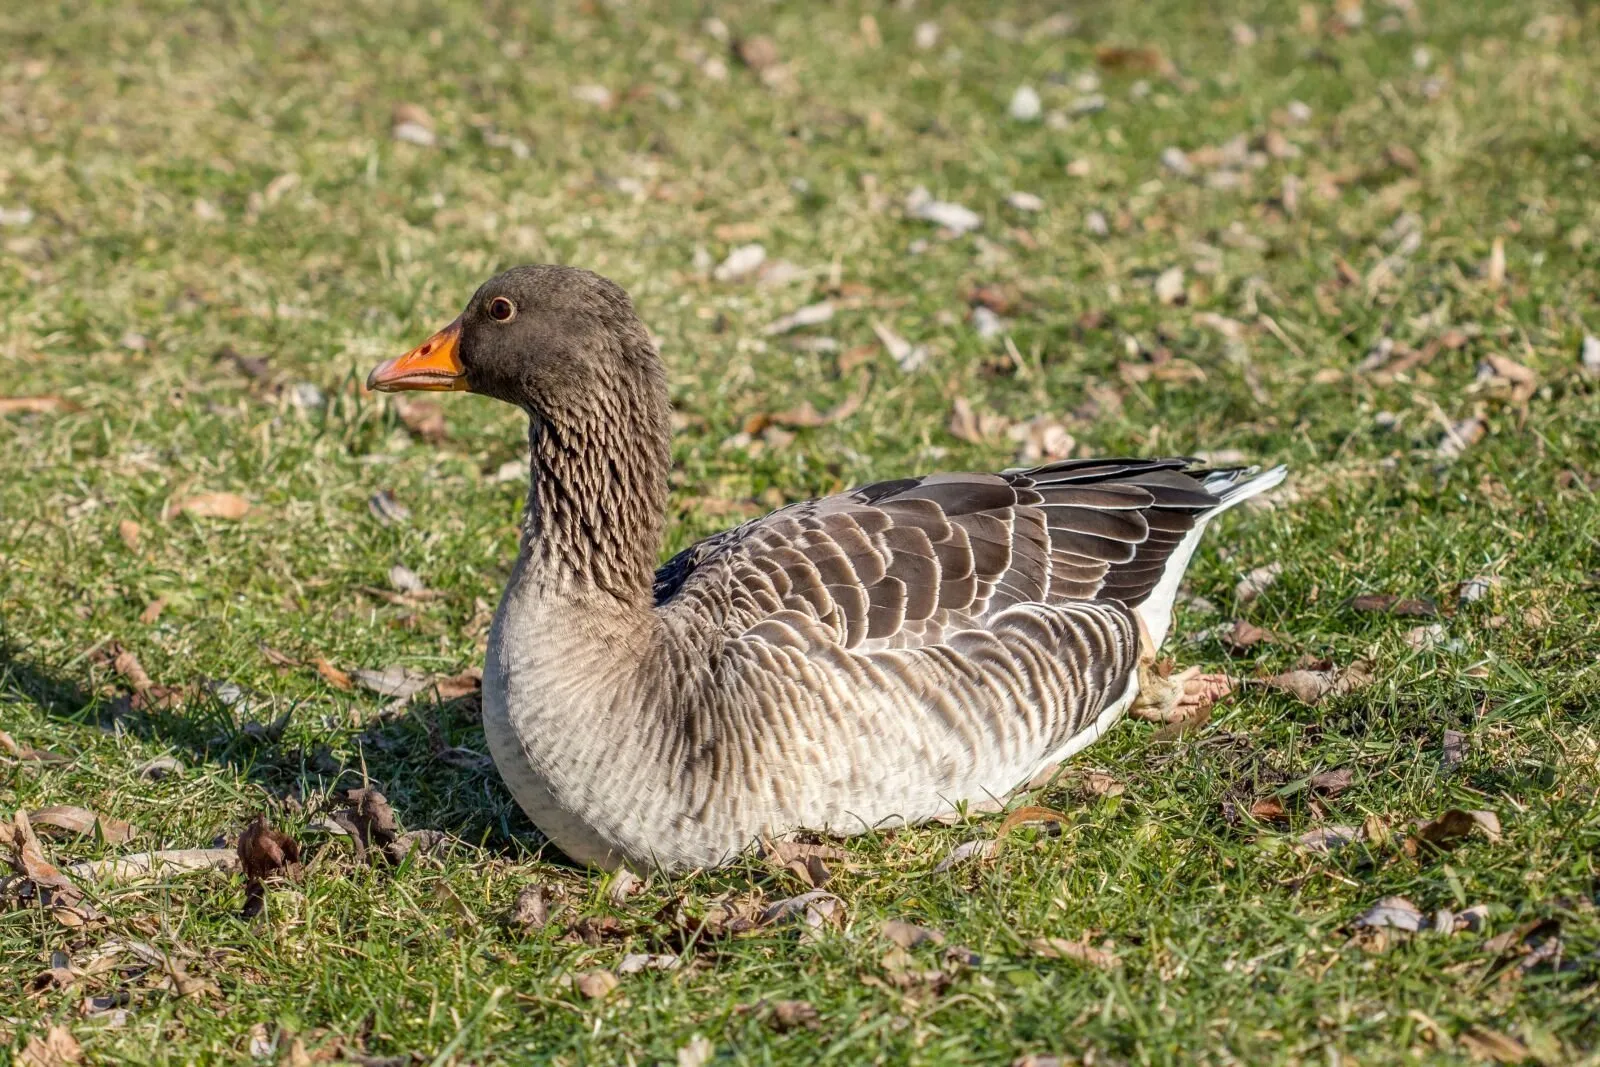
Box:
368, 266, 1285, 872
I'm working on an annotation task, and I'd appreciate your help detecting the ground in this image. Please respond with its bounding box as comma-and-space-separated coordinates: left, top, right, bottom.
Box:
2, 0, 1599, 1063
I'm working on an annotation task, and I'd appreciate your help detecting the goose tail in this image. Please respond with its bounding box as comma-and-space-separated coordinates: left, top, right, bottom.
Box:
1134, 464, 1288, 649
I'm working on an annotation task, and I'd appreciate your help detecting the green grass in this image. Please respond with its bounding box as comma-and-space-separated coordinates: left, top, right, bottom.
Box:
3, 0, 1599, 1062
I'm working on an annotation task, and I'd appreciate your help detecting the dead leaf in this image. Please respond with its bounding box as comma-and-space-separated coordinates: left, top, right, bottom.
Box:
1262, 659, 1374, 705
331, 787, 400, 861
1441, 729, 1466, 770
882, 919, 945, 949
1475, 354, 1538, 412
1008, 417, 1075, 464
1309, 768, 1354, 796
135, 755, 183, 780
1249, 797, 1288, 822
872, 320, 928, 372
607, 868, 645, 904
1153, 266, 1186, 305
760, 890, 844, 933
260, 643, 299, 668
19, 1026, 81, 1067
510, 885, 551, 929
65, 848, 237, 884
1458, 1027, 1532, 1063
948, 396, 1011, 444
6, 812, 102, 926
1437, 416, 1487, 460
574, 969, 619, 1000
1234, 563, 1282, 604
1, 395, 76, 415
767, 375, 868, 429
933, 838, 997, 873
28, 807, 136, 845
765, 1000, 820, 1031
763, 301, 834, 336
117, 519, 142, 551
313, 657, 352, 691
1298, 825, 1362, 852
351, 664, 431, 700
1356, 896, 1426, 932
1219, 619, 1277, 652
1080, 772, 1125, 798
395, 398, 448, 443
165, 492, 250, 521
1485, 237, 1506, 289
1347, 594, 1439, 617
137, 598, 167, 625
1029, 936, 1119, 969
1404, 809, 1501, 856
238, 814, 301, 917
996, 805, 1067, 837
1093, 44, 1174, 75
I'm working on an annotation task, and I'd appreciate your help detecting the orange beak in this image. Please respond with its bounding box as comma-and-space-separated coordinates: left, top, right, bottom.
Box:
367, 318, 467, 392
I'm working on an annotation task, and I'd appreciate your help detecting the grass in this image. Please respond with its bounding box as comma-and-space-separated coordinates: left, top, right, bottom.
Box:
2, 0, 1599, 1062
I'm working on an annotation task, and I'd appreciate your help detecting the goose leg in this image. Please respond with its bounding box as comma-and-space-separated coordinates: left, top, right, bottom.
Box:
1127, 613, 1199, 723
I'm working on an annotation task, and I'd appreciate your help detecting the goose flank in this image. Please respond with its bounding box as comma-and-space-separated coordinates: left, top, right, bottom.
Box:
367, 265, 1287, 872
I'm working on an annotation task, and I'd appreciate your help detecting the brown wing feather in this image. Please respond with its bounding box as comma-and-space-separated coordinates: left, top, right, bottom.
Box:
654, 457, 1237, 651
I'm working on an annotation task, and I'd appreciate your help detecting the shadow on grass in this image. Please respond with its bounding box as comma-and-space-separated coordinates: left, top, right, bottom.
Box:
0, 627, 555, 864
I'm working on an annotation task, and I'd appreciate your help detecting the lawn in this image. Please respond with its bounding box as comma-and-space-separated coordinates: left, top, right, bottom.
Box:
3, 0, 1599, 1062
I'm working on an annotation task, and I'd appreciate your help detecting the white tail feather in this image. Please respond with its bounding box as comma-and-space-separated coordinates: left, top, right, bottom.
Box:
1134, 465, 1287, 649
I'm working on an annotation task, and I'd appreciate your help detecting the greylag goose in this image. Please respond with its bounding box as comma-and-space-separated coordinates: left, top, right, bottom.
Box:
367, 265, 1285, 872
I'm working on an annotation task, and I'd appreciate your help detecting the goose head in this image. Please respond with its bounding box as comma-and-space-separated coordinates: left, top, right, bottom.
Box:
366, 264, 658, 415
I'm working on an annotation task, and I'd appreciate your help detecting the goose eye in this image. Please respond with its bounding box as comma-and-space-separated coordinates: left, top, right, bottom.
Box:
487, 296, 516, 322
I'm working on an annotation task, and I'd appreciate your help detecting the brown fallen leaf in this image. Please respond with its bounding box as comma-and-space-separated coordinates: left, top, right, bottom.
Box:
165, 491, 250, 521
331, 787, 400, 861
1093, 44, 1174, 75
1347, 594, 1439, 617
395, 397, 448, 443
28, 806, 137, 846
1219, 619, 1277, 652
260, 643, 299, 668
1, 395, 75, 416
117, 519, 142, 551
573, 969, 619, 1000
1404, 809, 1501, 857
1437, 415, 1487, 460
932, 838, 997, 873
1458, 1026, 1532, 1064
1262, 659, 1374, 705
238, 814, 301, 918
882, 919, 946, 949
764, 999, 820, 1032
65, 848, 238, 884
767, 375, 869, 429
1485, 237, 1506, 289
1309, 768, 1354, 796
510, 885, 551, 929
759, 890, 845, 933
135, 755, 183, 780
1029, 936, 1119, 969
314, 657, 353, 691
1234, 563, 1282, 604
1080, 771, 1125, 798
1356, 896, 1426, 932
1249, 796, 1288, 822
6, 812, 103, 926
948, 396, 1012, 444
19, 1025, 82, 1067
1298, 825, 1362, 852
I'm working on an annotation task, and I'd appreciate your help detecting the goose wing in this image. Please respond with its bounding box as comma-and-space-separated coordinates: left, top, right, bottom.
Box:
654, 457, 1234, 651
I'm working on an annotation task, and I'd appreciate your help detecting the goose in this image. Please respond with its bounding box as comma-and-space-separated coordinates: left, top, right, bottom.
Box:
367, 265, 1285, 872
